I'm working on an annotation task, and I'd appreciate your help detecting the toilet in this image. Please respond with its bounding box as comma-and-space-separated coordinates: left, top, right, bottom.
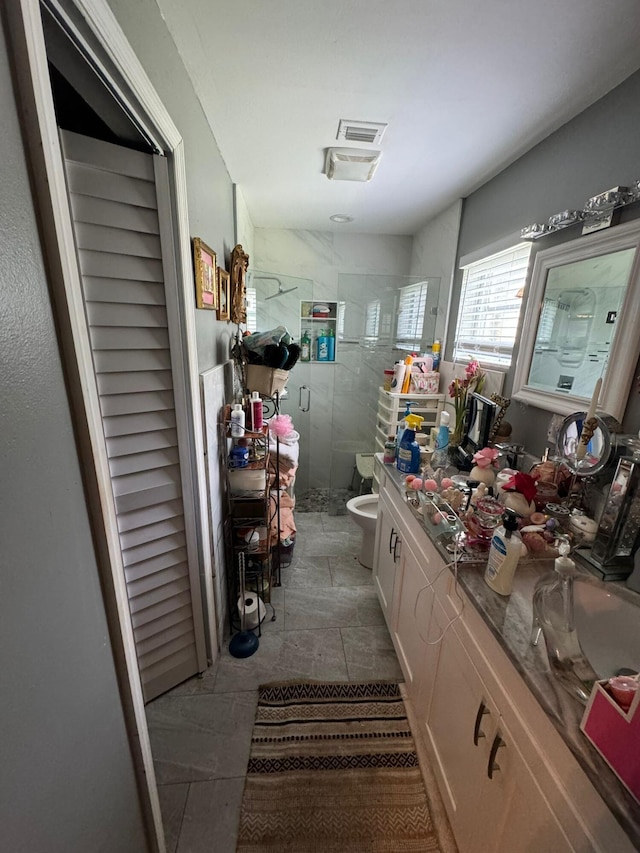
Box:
346, 493, 379, 569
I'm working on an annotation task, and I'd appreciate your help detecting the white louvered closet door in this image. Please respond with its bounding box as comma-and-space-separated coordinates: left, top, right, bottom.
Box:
60, 130, 207, 701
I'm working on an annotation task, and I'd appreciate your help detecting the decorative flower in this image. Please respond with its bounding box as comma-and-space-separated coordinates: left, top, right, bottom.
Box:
472, 447, 499, 469
448, 361, 486, 444
502, 472, 537, 504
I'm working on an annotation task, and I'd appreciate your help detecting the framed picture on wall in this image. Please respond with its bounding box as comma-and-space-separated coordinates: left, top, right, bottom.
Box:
217, 267, 230, 321
192, 237, 217, 310
230, 243, 249, 324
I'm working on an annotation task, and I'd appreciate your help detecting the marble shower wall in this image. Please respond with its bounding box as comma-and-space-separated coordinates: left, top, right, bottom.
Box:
253, 219, 460, 499
253, 229, 410, 498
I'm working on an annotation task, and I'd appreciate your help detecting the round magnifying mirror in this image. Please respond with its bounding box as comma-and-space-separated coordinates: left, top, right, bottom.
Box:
556, 412, 621, 476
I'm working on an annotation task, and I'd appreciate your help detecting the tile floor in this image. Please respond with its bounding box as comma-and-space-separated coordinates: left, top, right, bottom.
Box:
147, 511, 403, 853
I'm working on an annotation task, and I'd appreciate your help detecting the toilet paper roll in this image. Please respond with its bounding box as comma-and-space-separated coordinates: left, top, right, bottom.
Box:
237, 592, 266, 629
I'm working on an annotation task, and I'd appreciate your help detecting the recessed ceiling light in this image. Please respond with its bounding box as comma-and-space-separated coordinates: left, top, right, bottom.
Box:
330, 214, 354, 224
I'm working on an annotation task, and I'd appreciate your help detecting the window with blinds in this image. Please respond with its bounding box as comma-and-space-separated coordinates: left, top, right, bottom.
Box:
246, 286, 257, 332
395, 281, 428, 350
364, 300, 380, 340
454, 243, 531, 367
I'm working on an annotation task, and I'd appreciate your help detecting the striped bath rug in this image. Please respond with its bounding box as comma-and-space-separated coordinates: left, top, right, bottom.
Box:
236, 681, 441, 852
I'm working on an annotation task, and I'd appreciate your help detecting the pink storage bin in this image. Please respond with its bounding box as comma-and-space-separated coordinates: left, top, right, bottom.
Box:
410, 370, 440, 394
580, 678, 640, 803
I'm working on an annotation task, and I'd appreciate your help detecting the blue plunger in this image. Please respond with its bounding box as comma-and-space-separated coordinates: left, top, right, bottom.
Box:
229, 552, 259, 658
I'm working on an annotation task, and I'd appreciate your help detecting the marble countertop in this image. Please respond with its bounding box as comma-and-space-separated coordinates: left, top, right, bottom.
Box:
380, 461, 640, 846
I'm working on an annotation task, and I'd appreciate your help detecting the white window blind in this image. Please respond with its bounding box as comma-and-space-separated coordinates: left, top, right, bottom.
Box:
395, 281, 428, 350
246, 286, 257, 331
454, 243, 531, 367
364, 300, 380, 340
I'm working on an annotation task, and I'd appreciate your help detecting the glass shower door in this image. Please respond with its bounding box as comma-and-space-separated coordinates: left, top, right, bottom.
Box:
248, 270, 317, 506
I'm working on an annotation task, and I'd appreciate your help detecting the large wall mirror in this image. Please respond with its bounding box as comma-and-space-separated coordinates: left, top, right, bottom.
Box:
513, 220, 640, 420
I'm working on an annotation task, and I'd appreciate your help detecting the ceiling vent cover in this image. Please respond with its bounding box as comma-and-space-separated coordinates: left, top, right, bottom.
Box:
336, 118, 387, 145
324, 147, 382, 182
337, 120, 387, 145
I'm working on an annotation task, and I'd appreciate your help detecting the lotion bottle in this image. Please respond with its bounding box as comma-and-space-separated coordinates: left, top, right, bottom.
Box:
390, 361, 406, 393
250, 391, 263, 431
484, 508, 522, 596
230, 403, 245, 437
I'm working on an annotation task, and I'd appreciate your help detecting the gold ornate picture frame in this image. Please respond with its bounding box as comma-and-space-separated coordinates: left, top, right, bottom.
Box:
217, 267, 230, 321
229, 243, 249, 324
192, 237, 218, 310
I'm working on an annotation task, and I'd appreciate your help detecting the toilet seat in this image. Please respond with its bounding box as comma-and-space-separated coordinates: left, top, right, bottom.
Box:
346, 494, 378, 519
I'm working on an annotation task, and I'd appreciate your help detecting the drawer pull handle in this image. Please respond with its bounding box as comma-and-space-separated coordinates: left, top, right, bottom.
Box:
393, 536, 401, 563
473, 700, 490, 745
389, 527, 397, 554
487, 733, 505, 779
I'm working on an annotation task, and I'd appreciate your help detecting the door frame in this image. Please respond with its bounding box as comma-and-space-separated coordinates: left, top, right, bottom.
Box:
6, 1, 218, 848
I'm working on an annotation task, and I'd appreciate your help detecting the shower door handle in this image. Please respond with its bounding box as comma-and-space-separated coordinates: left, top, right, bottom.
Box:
299, 385, 310, 412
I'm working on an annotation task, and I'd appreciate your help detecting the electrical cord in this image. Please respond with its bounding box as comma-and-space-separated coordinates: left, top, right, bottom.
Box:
411, 491, 466, 646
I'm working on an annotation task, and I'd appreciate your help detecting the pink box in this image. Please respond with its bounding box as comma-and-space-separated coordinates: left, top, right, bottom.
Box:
580, 679, 640, 803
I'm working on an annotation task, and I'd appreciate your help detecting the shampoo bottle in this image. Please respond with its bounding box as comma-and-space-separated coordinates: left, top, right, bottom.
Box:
484, 508, 522, 596
250, 391, 263, 431
301, 330, 311, 362
326, 328, 335, 361
317, 331, 329, 362
431, 410, 450, 468
230, 403, 245, 437
396, 414, 424, 474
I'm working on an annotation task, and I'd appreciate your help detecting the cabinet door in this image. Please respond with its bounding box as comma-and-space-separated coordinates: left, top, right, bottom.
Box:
424, 598, 501, 852
373, 499, 401, 627
393, 541, 436, 705
489, 719, 573, 853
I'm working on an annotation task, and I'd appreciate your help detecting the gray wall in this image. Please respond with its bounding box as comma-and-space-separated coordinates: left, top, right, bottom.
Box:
451, 70, 640, 454
0, 18, 147, 853
107, 0, 238, 372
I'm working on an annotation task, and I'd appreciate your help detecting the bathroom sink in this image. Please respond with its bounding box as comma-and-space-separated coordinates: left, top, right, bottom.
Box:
572, 576, 640, 679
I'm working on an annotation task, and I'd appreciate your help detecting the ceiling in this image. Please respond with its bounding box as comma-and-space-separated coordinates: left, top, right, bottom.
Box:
156, 0, 640, 235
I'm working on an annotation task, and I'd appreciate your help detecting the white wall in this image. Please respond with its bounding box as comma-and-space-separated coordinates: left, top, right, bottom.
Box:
107, 0, 238, 371
452, 69, 640, 453
410, 199, 463, 347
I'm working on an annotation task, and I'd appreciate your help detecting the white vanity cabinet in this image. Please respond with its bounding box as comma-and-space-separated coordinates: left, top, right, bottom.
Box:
372, 468, 636, 853
425, 597, 572, 852
372, 490, 402, 624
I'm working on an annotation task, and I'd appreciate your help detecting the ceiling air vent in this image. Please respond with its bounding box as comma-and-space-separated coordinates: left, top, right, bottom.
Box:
337, 120, 387, 145
324, 147, 382, 182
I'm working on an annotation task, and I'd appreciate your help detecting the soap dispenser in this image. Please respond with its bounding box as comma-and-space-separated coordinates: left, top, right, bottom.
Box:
531, 542, 599, 702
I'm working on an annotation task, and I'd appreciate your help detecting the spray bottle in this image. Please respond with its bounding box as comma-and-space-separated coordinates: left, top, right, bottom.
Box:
431, 410, 450, 468
396, 400, 416, 449
397, 414, 424, 474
